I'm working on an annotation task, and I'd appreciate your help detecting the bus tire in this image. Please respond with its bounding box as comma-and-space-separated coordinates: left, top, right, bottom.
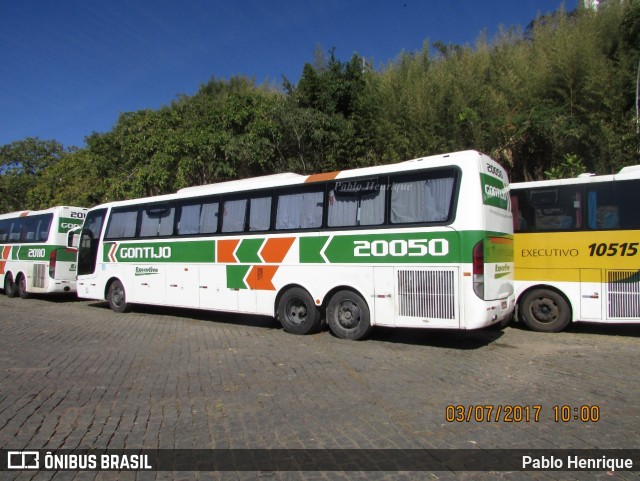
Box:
519, 288, 570, 332
327, 290, 372, 340
16, 274, 30, 299
107, 279, 132, 313
4, 273, 17, 298
277, 287, 321, 335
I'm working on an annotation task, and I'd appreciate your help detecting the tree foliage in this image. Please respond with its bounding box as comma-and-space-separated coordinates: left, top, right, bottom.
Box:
2, 0, 639, 211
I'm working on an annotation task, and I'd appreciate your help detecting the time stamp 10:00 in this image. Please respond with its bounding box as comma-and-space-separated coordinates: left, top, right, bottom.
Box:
445, 405, 601, 423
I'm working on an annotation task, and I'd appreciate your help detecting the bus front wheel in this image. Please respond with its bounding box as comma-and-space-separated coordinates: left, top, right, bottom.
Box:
107, 279, 132, 313
519, 288, 570, 332
327, 290, 372, 340
4, 274, 17, 298
277, 287, 321, 335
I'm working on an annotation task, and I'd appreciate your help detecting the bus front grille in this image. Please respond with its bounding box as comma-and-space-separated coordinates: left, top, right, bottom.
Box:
398, 269, 455, 319
33, 264, 46, 289
608, 270, 640, 319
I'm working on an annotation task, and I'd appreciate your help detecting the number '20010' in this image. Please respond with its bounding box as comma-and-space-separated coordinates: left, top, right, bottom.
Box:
353, 239, 449, 257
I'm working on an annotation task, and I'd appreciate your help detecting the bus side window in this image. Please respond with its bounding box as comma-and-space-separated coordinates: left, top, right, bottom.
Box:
0, 219, 9, 242
222, 199, 248, 233
588, 185, 621, 230
276, 190, 323, 230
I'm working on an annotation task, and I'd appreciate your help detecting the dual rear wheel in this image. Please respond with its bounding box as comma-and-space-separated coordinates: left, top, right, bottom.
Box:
4, 273, 29, 299
277, 288, 371, 340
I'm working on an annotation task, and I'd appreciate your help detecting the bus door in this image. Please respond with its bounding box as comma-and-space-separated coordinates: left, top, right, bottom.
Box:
579, 269, 602, 320
373, 267, 395, 326
76, 208, 108, 298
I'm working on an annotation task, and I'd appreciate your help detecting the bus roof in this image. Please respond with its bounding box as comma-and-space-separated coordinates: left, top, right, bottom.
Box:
90, 150, 496, 209
0, 206, 87, 220
511, 164, 640, 190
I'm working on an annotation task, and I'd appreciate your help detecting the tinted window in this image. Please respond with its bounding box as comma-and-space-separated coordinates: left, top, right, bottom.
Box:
512, 185, 582, 232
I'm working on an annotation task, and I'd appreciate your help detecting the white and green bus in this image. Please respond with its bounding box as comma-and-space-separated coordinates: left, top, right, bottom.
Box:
74, 150, 514, 339
0, 206, 87, 298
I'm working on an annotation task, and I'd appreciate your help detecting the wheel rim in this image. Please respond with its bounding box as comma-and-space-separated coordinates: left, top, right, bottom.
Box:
529, 296, 558, 324
18, 277, 26, 293
336, 299, 361, 329
285, 298, 308, 325
112, 285, 125, 307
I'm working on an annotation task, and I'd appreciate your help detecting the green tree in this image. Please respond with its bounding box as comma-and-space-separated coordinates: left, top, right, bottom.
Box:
0, 138, 65, 211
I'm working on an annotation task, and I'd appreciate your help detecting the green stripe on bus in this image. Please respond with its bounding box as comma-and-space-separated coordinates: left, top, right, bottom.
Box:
301, 231, 513, 264
103, 240, 216, 263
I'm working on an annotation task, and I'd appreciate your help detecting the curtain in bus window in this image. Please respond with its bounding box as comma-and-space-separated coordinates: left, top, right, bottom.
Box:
199, 202, 219, 233
391, 177, 453, 223
178, 204, 201, 235
140, 208, 175, 237
249, 197, 271, 231
106, 211, 137, 238
222, 199, 247, 232
328, 190, 358, 226
328, 189, 385, 226
360, 190, 385, 225
276, 191, 323, 229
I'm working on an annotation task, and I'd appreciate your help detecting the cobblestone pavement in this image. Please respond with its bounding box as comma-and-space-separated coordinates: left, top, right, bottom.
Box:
0, 295, 639, 481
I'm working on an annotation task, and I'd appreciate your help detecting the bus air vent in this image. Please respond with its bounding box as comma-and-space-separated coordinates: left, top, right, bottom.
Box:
33, 264, 46, 289
607, 270, 640, 319
397, 269, 455, 319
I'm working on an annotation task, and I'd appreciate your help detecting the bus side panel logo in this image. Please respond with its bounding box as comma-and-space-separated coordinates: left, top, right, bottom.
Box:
481, 173, 509, 210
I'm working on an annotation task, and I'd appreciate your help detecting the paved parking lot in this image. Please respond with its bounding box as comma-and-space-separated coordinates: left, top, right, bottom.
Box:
1, 295, 639, 480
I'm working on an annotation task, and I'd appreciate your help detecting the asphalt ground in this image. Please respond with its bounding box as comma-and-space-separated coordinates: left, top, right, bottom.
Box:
1, 294, 639, 480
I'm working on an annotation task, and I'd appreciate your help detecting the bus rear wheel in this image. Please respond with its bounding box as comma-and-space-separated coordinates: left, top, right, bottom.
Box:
4, 274, 17, 298
277, 287, 321, 335
107, 279, 132, 313
16, 274, 30, 299
327, 290, 372, 340
519, 288, 570, 332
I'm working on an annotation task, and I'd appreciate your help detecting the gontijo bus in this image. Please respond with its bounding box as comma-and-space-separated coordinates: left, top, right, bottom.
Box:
74, 150, 514, 340
511, 165, 640, 332
0, 206, 87, 298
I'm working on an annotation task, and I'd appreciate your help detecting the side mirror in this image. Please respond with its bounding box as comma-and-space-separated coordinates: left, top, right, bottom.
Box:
67, 227, 81, 249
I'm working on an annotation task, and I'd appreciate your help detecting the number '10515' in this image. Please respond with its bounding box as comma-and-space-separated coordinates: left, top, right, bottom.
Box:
588, 242, 638, 257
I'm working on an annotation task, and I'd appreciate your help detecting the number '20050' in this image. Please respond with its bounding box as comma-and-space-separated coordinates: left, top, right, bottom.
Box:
353, 239, 449, 257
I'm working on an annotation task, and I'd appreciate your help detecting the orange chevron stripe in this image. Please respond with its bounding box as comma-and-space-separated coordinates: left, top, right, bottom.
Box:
304, 171, 340, 183
245, 265, 278, 290
0, 246, 9, 275
217, 239, 239, 263
260, 237, 295, 263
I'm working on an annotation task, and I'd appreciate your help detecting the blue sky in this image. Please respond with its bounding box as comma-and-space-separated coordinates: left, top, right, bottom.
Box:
1, 1, 578, 148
